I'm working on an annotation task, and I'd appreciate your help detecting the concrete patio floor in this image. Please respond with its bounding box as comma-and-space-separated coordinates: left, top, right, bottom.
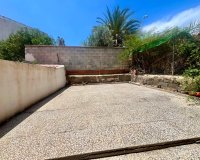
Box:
1, 83, 200, 159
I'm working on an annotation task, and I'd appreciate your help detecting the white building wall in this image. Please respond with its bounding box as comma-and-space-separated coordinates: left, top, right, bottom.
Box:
0, 16, 27, 40
0, 60, 66, 123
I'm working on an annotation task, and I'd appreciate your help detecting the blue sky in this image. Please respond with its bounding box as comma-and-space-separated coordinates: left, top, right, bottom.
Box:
0, 0, 200, 45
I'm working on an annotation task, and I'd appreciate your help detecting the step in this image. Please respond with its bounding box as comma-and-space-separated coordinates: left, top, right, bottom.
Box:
68, 74, 131, 84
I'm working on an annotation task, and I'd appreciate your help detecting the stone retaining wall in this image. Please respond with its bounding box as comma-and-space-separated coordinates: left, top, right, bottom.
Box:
69, 74, 131, 84
132, 74, 183, 92
68, 73, 183, 88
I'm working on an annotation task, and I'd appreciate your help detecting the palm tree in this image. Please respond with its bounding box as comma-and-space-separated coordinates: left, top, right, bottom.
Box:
97, 6, 140, 46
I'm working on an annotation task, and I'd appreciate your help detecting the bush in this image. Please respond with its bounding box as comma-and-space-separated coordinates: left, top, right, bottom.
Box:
182, 75, 200, 92
183, 68, 200, 78
83, 26, 113, 47
177, 40, 200, 70
0, 28, 54, 61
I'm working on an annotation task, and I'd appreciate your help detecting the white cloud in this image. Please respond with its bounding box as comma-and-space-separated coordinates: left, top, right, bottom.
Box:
143, 5, 200, 33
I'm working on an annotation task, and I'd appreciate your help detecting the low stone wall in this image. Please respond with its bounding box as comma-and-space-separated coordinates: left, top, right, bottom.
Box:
0, 60, 66, 123
25, 46, 129, 75
69, 74, 131, 84
132, 74, 183, 91
68, 74, 183, 89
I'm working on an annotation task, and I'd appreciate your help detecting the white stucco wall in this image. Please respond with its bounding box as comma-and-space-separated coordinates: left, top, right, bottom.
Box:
0, 60, 66, 123
0, 16, 27, 40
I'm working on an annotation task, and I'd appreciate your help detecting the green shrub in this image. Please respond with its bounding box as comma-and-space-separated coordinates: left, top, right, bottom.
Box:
83, 26, 113, 47
183, 68, 200, 78
0, 28, 54, 61
182, 75, 200, 92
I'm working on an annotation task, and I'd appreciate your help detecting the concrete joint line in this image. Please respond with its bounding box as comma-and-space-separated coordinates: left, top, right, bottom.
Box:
48, 137, 200, 160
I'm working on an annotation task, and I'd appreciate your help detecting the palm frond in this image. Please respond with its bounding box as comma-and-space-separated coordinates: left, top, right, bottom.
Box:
96, 6, 140, 46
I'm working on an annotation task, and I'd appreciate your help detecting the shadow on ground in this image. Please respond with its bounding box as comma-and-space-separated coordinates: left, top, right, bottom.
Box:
0, 87, 68, 138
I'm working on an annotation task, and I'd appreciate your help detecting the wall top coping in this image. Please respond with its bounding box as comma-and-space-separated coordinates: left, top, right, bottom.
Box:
25, 45, 125, 49
41, 64, 65, 69
138, 74, 183, 79
0, 60, 64, 69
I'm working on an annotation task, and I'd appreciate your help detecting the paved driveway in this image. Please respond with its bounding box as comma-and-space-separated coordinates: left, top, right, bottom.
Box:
1, 83, 200, 159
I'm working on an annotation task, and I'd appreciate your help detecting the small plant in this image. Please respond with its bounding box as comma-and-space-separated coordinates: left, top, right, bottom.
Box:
182, 75, 200, 93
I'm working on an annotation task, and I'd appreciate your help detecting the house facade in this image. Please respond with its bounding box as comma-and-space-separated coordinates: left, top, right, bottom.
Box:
0, 15, 28, 40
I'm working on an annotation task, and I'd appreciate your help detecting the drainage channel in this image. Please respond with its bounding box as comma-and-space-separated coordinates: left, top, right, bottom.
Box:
48, 137, 200, 160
